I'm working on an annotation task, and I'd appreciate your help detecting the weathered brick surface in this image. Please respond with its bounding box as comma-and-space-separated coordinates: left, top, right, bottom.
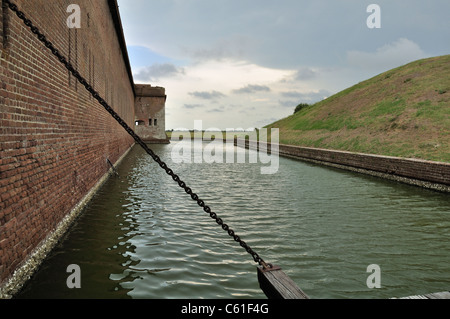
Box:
0, 0, 135, 286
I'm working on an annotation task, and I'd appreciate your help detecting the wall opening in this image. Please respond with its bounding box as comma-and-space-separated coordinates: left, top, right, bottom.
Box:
136, 120, 145, 126
149, 118, 152, 126
154, 119, 158, 126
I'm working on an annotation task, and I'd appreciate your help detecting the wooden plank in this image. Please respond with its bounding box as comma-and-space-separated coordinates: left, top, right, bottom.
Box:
395, 291, 450, 299
257, 265, 309, 299
400, 295, 428, 299
424, 291, 450, 299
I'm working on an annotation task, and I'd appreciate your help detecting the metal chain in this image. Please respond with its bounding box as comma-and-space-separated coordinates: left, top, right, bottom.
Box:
5, 0, 267, 268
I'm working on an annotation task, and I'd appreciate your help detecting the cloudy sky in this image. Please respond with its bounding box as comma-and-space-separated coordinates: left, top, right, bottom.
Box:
116, 0, 449, 130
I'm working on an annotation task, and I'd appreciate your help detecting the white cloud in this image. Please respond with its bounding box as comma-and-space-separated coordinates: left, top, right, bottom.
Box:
347, 38, 430, 72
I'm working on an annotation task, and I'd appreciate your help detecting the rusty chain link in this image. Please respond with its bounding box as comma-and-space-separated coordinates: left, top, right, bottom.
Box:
4, 0, 268, 268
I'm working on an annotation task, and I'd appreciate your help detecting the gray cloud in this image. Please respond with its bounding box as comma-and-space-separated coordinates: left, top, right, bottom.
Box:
189, 90, 226, 100
281, 91, 305, 99
120, 0, 450, 70
184, 104, 204, 109
232, 84, 271, 94
134, 63, 185, 82
184, 35, 254, 62
207, 108, 224, 113
279, 100, 298, 108
295, 68, 316, 80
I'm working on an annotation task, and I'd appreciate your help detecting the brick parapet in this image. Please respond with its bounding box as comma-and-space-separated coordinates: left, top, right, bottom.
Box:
240, 139, 450, 192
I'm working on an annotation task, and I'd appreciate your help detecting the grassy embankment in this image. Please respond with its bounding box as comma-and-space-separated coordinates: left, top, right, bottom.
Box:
265, 55, 449, 162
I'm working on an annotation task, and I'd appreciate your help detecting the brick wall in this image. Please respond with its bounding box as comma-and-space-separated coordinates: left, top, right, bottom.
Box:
241, 140, 450, 191
0, 0, 135, 292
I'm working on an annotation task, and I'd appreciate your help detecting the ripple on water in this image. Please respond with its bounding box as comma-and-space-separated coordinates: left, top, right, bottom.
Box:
15, 142, 450, 299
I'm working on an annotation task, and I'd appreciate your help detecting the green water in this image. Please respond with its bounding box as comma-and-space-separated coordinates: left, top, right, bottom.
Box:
16, 141, 450, 299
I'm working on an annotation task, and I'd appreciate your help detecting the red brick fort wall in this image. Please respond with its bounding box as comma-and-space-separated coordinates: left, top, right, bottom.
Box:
0, 0, 135, 294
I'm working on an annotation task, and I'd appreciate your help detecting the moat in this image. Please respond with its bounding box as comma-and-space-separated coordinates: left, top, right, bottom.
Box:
16, 141, 450, 299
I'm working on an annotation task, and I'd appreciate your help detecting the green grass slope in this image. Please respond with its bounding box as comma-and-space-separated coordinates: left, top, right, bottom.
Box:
266, 55, 450, 162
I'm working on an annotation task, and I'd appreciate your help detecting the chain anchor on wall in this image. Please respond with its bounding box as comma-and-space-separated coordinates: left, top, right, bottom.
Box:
106, 158, 119, 177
